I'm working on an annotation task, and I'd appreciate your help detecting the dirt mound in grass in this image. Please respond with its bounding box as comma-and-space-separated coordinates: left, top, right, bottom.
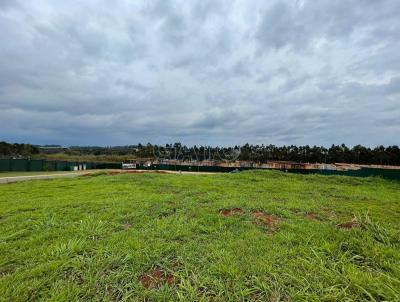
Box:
305, 212, 320, 220
126, 170, 147, 174
140, 269, 176, 288
252, 212, 280, 230
337, 217, 359, 229
121, 223, 132, 230
220, 208, 244, 216
107, 171, 121, 175
126, 170, 169, 174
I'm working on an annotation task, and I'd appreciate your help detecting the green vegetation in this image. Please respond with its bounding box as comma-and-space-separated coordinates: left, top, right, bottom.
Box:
0, 171, 399, 301
0, 141, 39, 157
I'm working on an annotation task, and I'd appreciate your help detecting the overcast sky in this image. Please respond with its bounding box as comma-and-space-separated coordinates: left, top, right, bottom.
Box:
0, 0, 399, 147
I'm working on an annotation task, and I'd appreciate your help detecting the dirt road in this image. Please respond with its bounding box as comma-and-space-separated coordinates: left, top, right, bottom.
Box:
0, 169, 218, 184
0, 171, 90, 184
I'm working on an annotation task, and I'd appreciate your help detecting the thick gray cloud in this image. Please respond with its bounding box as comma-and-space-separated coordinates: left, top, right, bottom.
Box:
0, 0, 399, 146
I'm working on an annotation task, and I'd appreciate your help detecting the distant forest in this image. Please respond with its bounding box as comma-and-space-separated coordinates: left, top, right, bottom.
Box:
1, 141, 400, 166
0, 141, 39, 157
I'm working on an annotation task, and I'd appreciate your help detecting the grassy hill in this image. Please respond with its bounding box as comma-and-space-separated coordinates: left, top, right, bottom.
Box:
0, 171, 399, 301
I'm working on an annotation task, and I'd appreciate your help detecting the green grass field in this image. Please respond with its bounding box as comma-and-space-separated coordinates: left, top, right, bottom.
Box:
0, 171, 399, 301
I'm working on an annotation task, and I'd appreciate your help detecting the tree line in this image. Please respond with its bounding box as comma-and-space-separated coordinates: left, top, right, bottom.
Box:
67, 143, 400, 166
2, 141, 400, 166
0, 141, 39, 157
237, 144, 400, 165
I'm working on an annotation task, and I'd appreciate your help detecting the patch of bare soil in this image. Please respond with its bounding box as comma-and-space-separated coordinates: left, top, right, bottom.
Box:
337, 217, 359, 229
220, 208, 244, 217
156, 170, 169, 174
121, 223, 132, 230
107, 171, 121, 176
62, 267, 84, 284
320, 207, 335, 214
0, 265, 16, 278
126, 170, 168, 174
252, 211, 280, 231
304, 212, 320, 220
140, 268, 176, 288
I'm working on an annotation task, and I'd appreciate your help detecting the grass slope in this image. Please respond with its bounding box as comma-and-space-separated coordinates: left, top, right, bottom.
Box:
0, 170, 399, 301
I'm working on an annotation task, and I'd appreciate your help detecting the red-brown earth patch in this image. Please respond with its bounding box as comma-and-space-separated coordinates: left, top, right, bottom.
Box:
219, 208, 244, 217
337, 217, 359, 229
140, 268, 176, 288
126, 170, 169, 174
107, 171, 121, 176
252, 211, 280, 231
304, 212, 320, 220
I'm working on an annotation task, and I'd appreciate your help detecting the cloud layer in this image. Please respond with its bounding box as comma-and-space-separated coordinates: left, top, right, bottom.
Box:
0, 0, 399, 146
